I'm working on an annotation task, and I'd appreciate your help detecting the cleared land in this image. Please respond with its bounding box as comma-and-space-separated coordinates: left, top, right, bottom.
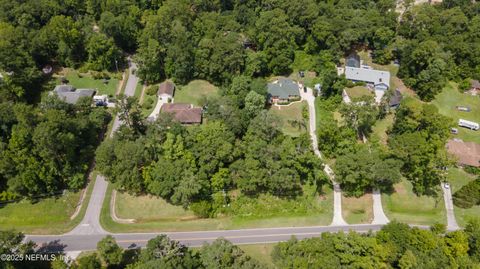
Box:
102, 186, 333, 233
57, 69, 120, 96
371, 113, 395, 146
239, 244, 276, 268
446, 167, 479, 227
174, 80, 219, 106
432, 82, 480, 144
269, 101, 308, 137
344, 86, 374, 99
382, 179, 446, 225
0, 174, 96, 234
342, 193, 373, 224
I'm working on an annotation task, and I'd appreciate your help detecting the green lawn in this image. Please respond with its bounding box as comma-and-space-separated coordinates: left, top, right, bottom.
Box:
0, 174, 96, 234
345, 86, 374, 99
101, 185, 333, 233
342, 194, 373, 224
371, 113, 395, 146
134, 82, 143, 99
446, 167, 479, 227
57, 69, 120, 96
141, 94, 158, 118
269, 101, 308, 137
239, 244, 276, 268
382, 179, 446, 225
432, 82, 480, 144
175, 80, 219, 106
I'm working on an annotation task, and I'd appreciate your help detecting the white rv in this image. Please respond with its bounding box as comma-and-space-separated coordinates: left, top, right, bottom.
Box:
459, 119, 480, 130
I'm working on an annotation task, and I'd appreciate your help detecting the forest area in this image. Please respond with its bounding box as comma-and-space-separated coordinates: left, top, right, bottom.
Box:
0, 0, 478, 216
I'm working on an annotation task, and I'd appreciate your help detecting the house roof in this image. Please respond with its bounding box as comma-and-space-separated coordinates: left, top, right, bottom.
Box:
158, 81, 175, 96
161, 103, 202, 124
267, 78, 300, 99
471, 80, 480, 89
52, 85, 95, 104
446, 139, 480, 167
389, 89, 403, 106
345, 67, 390, 87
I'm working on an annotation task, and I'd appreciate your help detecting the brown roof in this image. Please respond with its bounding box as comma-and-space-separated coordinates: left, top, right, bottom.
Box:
157, 81, 175, 96
471, 80, 480, 89
161, 103, 202, 124
446, 139, 480, 167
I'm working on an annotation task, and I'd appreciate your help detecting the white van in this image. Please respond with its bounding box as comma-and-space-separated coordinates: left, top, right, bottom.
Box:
459, 119, 480, 130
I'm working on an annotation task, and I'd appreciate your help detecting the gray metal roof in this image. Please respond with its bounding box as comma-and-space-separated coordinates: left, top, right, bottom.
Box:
345, 67, 390, 87
267, 78, 300, 99
52, 85, 95, 104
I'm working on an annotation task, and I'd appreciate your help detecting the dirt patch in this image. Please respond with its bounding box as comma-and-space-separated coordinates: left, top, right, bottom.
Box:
393, 182, 407, 195
393, 77, 417, 98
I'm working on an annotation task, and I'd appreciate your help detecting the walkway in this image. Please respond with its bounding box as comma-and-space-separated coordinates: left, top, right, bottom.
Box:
299, 87, 348, 226
371, 189, 390, 224
442, 183, 460, 231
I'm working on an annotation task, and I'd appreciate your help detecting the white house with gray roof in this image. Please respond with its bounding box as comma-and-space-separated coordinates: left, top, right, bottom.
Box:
267, 78, 301, 105
51, 85, 96, 104
345, 67, 390, 91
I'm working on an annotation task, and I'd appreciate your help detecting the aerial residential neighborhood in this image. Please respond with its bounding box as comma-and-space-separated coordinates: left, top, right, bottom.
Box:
1, 0, 480, 268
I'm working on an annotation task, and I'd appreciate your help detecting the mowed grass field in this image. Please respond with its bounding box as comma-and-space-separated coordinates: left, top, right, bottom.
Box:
57, 69, 120, 96
102, 186, 333, 233
342, 193, 373, 224
432, 82, 480, 144
239, 244, 276, 268
0, 174, 97, 234
382, 179, 446, 225
269, 101, 308, 137
446, 167, 480, 227
371, 113, 395, 146
174, 80, 219, 106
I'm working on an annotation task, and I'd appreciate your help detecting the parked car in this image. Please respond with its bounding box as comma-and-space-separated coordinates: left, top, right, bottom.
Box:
299, 71, 305, 78
451, 128, 459, 134
444, 182, 450, 189
303, 86, 307, 93
456, 106, 471, 112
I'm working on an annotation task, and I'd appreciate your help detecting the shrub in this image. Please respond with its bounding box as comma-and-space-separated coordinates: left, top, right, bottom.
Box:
143, 97, 154, 110
465, 166, 480, 175
453, 178, 480, 208
190, 200, 213, 218
146, 85, 157, 96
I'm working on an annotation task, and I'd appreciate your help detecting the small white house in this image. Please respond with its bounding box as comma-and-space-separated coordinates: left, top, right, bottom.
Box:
157, 81, 175, 100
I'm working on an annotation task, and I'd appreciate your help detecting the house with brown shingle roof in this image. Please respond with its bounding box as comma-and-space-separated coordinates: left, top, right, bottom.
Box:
161, 103, 202, 124
446, 139, 480, 167
157, 81, 175, 100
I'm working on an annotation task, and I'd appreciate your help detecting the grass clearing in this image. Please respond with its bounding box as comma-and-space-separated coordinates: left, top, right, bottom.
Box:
445, 167, 479, 227
382, 179, 446, 225
239, 244, 276, 268
342, 193, 373, 224
269, 101, 308, 137
175, 80, 219, 106
141, 94, 158, 118
0, 173, 96, 234
344, 86, 374, 99
372, 113, 395, 145
432, 82, 480, 144
57, 69, 120, 96
102, 186, 333, 233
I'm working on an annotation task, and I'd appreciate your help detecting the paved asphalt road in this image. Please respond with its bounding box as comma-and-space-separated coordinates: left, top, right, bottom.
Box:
28, 224, 385, 252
